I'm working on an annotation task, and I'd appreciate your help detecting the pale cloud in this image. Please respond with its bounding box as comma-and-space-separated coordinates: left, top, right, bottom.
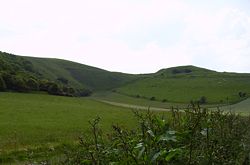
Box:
0, 0, 249, 73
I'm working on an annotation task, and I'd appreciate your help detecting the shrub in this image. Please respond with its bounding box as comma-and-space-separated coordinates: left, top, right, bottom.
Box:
1, 72, 14, 89
0, 75, 6, 91
239, 91, 247, 98
26, 78, 39, 91
150, 96, 156, 101
62, 106, 250, 164
162, 99, 167, 102
199, 96, 207, 104
48, 83, 62, 95
184, 69, 192, 73
57, 77, 68, 85
12, 77, 29, 92
172, 69, 182, 74
62, 86, 75, 96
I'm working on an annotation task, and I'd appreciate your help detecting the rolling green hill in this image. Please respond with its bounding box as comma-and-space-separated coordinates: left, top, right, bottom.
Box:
116, 66, 250, 104
25, 56, 139, 91
0, 51, 139, 93
1, 51, 250, 104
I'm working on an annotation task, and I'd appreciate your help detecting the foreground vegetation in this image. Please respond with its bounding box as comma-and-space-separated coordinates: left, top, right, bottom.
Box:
1, 92, 250, 164
33, 105, 250, 164
61, 107, 249, 164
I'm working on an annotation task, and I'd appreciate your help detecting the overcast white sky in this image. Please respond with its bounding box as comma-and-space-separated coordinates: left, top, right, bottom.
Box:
0, 0, 250, 73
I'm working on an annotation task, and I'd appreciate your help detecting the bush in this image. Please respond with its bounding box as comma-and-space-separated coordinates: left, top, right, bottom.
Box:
12, 77, 29, 92
39, 80, 58, 92
62, 86, 75, 96
199, 96, 207, 104
48, 83, 62, 95
57, 77, 68, 85
1, 72, 14, 89
150, 96, 156, 101
239, 91, 247, 98
26, 78, 39, 91
162, 99, 167, 102
62, 106, 250, 164
0, 75, 6, 91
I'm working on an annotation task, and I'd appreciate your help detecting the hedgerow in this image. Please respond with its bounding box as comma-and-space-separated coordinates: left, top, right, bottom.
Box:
62, 105, 250, 164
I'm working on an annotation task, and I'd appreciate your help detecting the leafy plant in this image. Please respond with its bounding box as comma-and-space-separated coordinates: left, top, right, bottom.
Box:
62, 106, 250, 164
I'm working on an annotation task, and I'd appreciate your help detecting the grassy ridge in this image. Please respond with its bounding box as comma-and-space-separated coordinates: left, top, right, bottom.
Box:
0, 51, 138, 91
0, 92, 140, 150
117, 66, 250, 104
26, 57, 139, 91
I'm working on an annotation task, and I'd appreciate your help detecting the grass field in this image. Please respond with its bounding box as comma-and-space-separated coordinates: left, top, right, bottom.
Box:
219, 98, 250, 114
0, 92, 249, 163
0, 92, 144, 151
92, 91, 189, 109
117, 66, 250, 104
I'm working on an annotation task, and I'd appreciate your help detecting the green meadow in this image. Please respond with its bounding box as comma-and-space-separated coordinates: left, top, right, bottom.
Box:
117, 68, 250, 104
0, 92, 140, 151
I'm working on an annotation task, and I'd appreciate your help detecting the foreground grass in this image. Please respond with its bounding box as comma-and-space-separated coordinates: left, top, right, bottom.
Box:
0, 92, 140, 151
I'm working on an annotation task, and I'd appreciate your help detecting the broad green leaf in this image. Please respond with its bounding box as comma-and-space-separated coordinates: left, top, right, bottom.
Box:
165, 148, 182, 161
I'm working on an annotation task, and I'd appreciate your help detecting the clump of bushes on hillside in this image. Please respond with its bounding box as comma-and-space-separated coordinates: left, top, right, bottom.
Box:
0, 51, 92, 97
239, 91, 247, 98
62, 105, 250, 164
190, 96, 207, 105
0, 72, 92, 97
150, 96, 156, 101
172, 68, 192, 74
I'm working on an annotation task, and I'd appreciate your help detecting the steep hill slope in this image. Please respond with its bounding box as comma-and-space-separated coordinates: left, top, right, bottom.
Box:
0, 51, 139, 92
116, 66, 250, 104
25, 56, 139, 90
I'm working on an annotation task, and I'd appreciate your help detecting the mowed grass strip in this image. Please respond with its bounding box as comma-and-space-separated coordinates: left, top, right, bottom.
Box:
0, 92, 138, 150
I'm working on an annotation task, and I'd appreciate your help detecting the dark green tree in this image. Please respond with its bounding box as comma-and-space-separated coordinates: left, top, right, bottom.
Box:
0, 75, 6, 91
26, 78, 39, 91
48, 83, 61, 95
199, 96, 207, 104
12, 77, 29, 92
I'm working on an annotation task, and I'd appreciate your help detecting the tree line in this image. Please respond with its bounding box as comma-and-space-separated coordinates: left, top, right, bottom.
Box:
0, 72, 92, 97
0, 51, 92, 97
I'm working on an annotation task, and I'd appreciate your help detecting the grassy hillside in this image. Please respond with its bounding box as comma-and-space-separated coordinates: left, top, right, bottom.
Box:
26, 56, 138, 91
0, 51, 138, 92
116, 66, 250, 104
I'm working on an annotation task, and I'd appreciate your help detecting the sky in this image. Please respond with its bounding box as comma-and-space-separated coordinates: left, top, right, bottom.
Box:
0, 0, 250, 74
